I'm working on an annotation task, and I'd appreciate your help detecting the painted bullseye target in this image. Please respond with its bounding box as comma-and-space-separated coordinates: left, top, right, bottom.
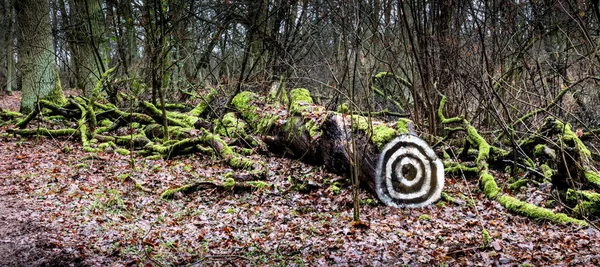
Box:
376, 134, 444, 208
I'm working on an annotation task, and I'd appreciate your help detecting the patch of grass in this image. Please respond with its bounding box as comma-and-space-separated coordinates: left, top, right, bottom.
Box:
419, 214, 432, 221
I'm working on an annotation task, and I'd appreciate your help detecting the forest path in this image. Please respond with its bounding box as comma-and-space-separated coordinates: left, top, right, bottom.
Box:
0, 194, 83, 266
0, 92, 85, 266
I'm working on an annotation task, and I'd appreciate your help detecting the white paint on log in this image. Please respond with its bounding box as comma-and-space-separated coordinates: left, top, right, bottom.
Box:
376, 134, 444, 208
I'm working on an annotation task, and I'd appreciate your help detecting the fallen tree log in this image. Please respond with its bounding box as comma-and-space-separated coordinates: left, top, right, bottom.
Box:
231, 88, 444, 207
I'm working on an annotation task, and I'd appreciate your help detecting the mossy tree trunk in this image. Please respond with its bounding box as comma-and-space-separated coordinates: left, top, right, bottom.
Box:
66, 0, 106, 97
4, 0, 15, 93
15, 0, 65, 114
231, 89, 418, 199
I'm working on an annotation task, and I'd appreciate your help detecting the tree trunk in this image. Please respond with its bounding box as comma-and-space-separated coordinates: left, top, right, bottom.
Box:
15, 0, 64, 113
66, 0, 105, 97
231, 89, 444, 208
4, 0, 15, 92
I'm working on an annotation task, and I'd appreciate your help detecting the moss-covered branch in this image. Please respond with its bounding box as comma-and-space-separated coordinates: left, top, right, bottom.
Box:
160, 178, 269, 199
438, 95, 587, 226
8, 128, 79, 137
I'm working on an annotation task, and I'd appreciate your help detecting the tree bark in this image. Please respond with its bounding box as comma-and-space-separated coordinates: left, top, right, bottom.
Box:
66, 0, 105, 97
15, 0, 64, 113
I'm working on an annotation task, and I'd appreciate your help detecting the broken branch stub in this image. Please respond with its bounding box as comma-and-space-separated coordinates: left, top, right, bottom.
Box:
376, 135, 444, 208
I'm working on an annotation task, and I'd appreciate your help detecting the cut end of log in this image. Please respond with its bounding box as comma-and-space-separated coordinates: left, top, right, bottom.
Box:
376, 134, 445, 208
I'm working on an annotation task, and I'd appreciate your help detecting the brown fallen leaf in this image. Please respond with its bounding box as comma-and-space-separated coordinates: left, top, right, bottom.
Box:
491, 240, 502, 251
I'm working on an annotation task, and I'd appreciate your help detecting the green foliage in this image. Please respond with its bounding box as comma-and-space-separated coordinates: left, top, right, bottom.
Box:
337, 103, 349, 113
328, 184, 341, 195
115, 148, 131, 155
351, 115, 398, 149
480, 172, 500, 199
481, 229, 491, 247
508, 179, 528, 192
440, 192, 456, 203
289, 88, 314, 115
498, 195, 587, 226
418, 214, 432, 221
248, 181, 270, 190
223, 178, 235, 190
396, 118, 412, 134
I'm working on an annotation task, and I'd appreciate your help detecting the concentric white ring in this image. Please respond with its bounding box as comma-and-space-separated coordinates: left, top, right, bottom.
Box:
376, 134, 444, 208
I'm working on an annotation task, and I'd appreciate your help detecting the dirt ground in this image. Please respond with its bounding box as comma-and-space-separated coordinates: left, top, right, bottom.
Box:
0, 195, 84, 267
0, 92, 83, 266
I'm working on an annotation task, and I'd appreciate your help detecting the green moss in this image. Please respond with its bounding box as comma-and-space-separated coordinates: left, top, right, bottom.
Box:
372, 125, 398, 149
374, 71, 389, 78
498, 195, 587, 226
223, 178, 235, 190
534, 144, 546, 156
160, 183, 203, 199
441, 192, 456, 203
418, 214, 432, 221
438, 96, 465, 124
256, 115, 278, 133
467, 125, 490, 164
480, 172, 500, 199
561, 122, 591, 157
445, 162, 478, 174
43, 69, 67, 106
146, 143, 169, 154
168, 112, 198, 128
98, 142, 114, 150
214, 112, 247, 137
190, 88, 217, 116
329, 184, 341, 194
115, 148, 130, 155
100, 119, 112, 127
83, 147, 100, 153
240, 148, 253, 155
289, 88, 314, 115
231, 91, 277, 133
351, 115, 398, 149
508, 179, 528, 191
567, 189, 600, 203
442, 150, 450, 159
573, 201, 598, 217
337, 103, 349, 113
160, 188, 178, 199
117, 173, 130, 181
146, 154, 163, 160
232, 91, 258, 123
351, 115, 369, 130
2, 110, 22, 118
76, 163, 88, 169
396, 118, 412, 134
62, 145, 71, 154
482, 229, 491, 247
584, 170, 600, 187
540, 164, 554, 181
248, 181, 270, 190
305, 119, 320, 138
229, 156, 254, 170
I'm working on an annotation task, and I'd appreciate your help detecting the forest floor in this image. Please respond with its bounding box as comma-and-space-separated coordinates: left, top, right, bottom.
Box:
0, 92, 599, 266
